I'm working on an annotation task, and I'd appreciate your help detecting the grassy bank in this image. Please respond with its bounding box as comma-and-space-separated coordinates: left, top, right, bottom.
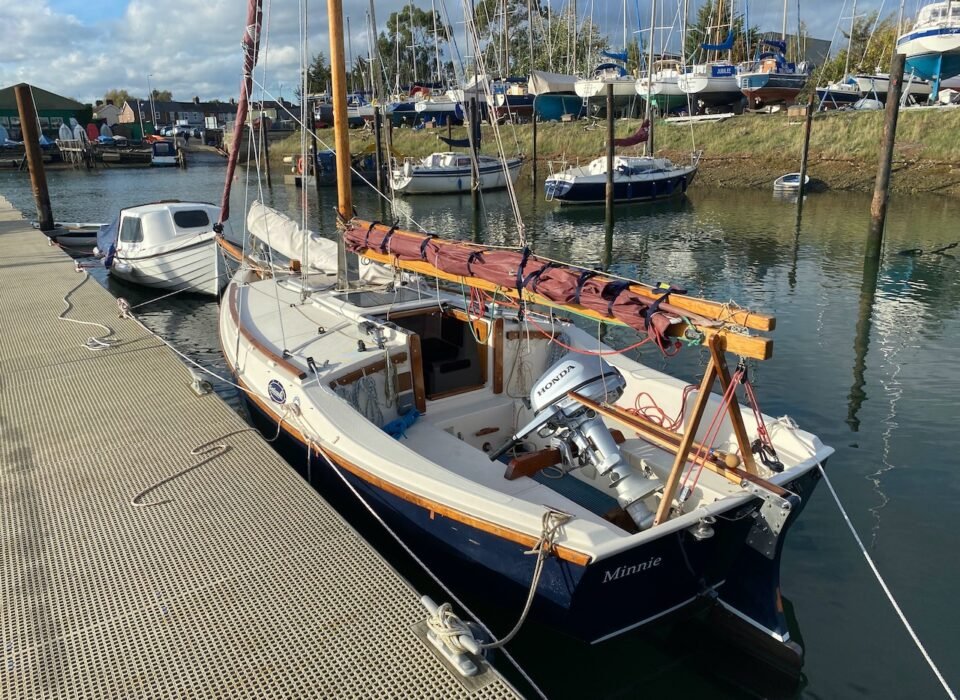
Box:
267, 107, 960, 196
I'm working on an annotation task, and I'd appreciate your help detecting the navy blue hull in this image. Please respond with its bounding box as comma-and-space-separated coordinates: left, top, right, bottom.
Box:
242, 392, 818, 646
547, 169, 696, 205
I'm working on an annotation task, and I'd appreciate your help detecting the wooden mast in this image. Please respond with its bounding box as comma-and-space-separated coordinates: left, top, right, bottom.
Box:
329, 0, 353, 287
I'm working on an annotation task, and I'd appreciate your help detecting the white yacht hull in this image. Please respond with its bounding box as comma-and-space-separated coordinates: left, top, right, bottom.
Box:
391, 158, 522, 195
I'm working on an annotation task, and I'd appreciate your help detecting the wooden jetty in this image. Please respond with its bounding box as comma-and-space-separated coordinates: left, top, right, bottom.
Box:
0, 196, 520, 699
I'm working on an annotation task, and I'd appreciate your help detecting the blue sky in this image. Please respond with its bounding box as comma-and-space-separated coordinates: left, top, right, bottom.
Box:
2, 0, 919, 105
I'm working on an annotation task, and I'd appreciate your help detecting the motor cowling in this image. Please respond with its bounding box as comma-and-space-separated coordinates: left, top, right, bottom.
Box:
493, 354, 660, 529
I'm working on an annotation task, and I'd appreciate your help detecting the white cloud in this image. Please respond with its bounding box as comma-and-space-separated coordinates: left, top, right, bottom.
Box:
1, 0, 896, 105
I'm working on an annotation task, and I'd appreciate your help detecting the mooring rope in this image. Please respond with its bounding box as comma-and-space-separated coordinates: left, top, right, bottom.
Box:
816, 463, 957, 700
300, 411, 548, 700
59, 271, 116, 351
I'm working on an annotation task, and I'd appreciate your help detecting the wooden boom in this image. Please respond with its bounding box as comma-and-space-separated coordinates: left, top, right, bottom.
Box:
356, 248, 773, 361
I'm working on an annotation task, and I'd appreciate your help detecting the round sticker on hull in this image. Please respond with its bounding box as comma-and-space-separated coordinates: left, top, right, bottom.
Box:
268, 379, 286, 404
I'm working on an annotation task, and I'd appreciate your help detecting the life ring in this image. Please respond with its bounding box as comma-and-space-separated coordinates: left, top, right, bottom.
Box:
296, 156, 304, 175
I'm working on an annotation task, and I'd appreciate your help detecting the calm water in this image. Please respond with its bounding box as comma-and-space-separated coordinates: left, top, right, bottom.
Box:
3, 160, 959, 699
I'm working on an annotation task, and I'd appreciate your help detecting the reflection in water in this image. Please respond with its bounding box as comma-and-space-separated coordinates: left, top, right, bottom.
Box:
5, 167, 960, 699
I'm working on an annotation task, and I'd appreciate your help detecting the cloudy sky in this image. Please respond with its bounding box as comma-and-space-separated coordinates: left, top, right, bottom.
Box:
2, 0, 918, 105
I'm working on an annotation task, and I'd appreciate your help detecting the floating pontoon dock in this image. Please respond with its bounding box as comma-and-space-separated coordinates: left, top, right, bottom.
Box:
0, 196, 520, 699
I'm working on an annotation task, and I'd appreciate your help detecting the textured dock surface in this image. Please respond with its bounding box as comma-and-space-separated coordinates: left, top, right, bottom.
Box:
0, 197, 519, 699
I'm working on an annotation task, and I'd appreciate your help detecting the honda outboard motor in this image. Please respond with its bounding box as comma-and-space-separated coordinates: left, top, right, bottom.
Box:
490, 354, 660, 529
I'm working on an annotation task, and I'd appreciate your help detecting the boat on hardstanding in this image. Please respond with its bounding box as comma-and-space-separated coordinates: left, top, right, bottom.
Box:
852, 71, 932, 103
679, 17, 742, 112
897, 1, 960, 97
737, 40, 810, 108
575, 58, 640, 117
636, 60, 689, 115
529, 70, 584, 122
215, 0, 832, 664
95, 201, 230, 296
391, 152, 522, 195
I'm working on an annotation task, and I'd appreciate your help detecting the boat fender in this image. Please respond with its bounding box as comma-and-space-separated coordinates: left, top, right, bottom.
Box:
296, 156, 304, 175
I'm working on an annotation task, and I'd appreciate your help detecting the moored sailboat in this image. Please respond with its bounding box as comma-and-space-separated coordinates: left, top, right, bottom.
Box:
215, 0, 832, 664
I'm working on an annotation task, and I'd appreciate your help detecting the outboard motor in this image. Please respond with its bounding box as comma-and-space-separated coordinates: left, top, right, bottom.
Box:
490, 355, 660, 529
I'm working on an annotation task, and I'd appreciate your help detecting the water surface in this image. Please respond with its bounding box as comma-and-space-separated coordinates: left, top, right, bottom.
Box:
3, 161, 958, 699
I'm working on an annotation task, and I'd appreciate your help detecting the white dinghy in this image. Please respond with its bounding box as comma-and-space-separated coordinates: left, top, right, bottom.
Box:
96, 201, 230, 297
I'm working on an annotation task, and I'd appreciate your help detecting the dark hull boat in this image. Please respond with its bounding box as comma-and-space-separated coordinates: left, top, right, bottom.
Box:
545, 153, 699, 205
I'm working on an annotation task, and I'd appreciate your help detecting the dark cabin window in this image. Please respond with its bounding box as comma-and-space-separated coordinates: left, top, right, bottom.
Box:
118, 217, 143, 243
173, 210, 210, 228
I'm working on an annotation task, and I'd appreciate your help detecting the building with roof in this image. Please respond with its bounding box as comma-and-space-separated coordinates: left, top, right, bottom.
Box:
0, 83, 91, 140
119, 97, 238, 131
92, 101, 122, 126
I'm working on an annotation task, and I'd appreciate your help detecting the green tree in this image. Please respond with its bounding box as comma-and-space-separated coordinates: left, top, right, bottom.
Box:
306, 51, 332, 94
376, 4, 450, 91
104, 89, 139, 106
817, 12, 899, 82
151, 89, 173, 102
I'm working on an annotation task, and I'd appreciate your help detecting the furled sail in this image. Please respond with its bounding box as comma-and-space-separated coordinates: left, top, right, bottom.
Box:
247, 202, 394, 284
613, 120, 650, 148
217, 0, 263, 226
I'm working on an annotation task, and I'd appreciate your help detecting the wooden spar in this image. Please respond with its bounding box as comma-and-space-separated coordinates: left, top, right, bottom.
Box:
350, 221, 774, 333
653, 338, 720, 525
328, 0, 352, 221
356, 247, 771, 360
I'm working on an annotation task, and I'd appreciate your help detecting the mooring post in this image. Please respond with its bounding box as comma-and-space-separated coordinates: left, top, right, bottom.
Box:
260, 111, 272, 188
605, 83, 615, 229
531, 114, 538, 188
373, 105, 384, 192
868, 51, 905, 248
798, 94, 814, 198
14, 84, 54, 231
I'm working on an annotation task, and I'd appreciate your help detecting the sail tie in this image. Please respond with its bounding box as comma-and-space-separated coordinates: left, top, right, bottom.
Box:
573, 270, 599, 305
362, 220, 380, 248
378, 223, 400, 254
419, 233, 437, 260
602, 280, 632, 318
466, 250, 485, 276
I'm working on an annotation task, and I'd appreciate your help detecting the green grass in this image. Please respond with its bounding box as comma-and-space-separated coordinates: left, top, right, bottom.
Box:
267, 107, 960, 166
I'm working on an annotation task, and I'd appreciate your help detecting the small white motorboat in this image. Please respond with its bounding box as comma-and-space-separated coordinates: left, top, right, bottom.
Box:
95, 201, 231, 297
34, 221, 105, 255
390, 151, 522, 195
773, 173, 810, 191
151, 140, 180, 167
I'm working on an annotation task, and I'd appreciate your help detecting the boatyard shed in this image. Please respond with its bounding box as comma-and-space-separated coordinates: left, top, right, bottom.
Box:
0, 83, 90, 140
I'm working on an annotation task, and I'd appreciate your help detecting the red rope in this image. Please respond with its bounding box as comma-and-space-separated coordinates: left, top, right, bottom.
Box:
680, 369, 744, 495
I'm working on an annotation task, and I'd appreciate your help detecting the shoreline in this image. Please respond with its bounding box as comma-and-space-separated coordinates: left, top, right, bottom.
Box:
264, 106, 960, 197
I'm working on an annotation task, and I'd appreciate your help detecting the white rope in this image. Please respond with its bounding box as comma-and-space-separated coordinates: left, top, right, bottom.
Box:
297, 396, 548, 699
59, 271, 116, 351
817, 463, 957, 700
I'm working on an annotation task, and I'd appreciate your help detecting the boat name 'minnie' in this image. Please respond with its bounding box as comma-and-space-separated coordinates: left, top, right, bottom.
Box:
602, 556, 663, 583
536, 364, 577, 397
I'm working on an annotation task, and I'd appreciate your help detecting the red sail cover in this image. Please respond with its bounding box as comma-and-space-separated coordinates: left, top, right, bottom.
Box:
218, 0, 263, 226
344, 221, 674, 343
613, 120, 650, 148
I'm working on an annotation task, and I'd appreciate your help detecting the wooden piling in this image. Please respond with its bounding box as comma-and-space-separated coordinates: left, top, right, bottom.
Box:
260, 112, 272, 188
14, 84, 54, 231
531, 114, 538, 187
605, 83, 615, 229
868, 51, 905, 246
798, 94, 814, 198
470, 98, 479, 210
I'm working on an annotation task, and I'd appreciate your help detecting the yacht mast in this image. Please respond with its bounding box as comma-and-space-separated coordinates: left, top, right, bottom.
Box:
328, 0, 352, 223
368, 0, 382, 99
844, 0, 857, 77
432, 0, 442, 84
782, 0, 788, 41
646, 0, 657, 156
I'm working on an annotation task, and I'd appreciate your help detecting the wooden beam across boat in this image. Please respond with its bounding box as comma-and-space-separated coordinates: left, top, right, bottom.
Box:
355, 248, 773, 361
349, 220, 775, 332
567, 391, 788, 497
